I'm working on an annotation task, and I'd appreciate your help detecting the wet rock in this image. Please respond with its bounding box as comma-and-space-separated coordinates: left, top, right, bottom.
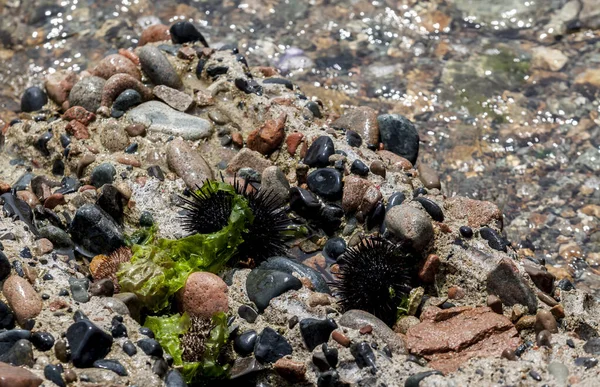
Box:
0, 362, 42, 386
0, 300, 15, 329
111, 89, 142, 117
370, 160, 386, 178
300, 318, 338, 351
385, 204, 433, 251
90, 163, 116, 188
123, 340, 137, 356
45, 70, 78, 105
324, 237, 346, 260
0, 251, 10, 281
226, 148, 272, 175
235, 78, 263, 95
246, 269, 302, 312
44, 364, 65, 387
69, 76, 106, 113
178, 272, 228, 318
97, 184, 126, 223
341, 176, 371, 213
66, 319, 113, 368
31, 331, 54, 352
234, 330, 257, 356
128, 101, 212, 140
69, 277, 90, 303
289, 187, 321, 218
101, 73, 152, 108
377, 114, 419, 164
247, 113, 286, 155
350, 159, 369, 177
260, 257, 330, 294
308, 168, 343, 201
535, 310, 558, 333
486, 259, 538, 312
93, 359, 128, 376
153, 85, 193, 112
238, 305, 258, 323
531, 47, 568, 72
92, 54, 141, 80
417, 164, 441, 190
339, 310, 406, 354
137, 338, 163, 357
165, 369, 187, 387
70, 204, 125, 255
21, 86, 47, 112
414, 197, 444, 222
345, 130, 362, 147
331, 106, 379, 147
536, 330, 552, 347
0, 339, 34, 366
38, 225, 73, 248
261, 166, 290, 203
304, 136, 335, 168
138, 45, 182, 89
407, 306, 520, 373
524, 263, 555, 294
479, 227, 507, 252
170, 21, 208, 46
167, 137, 214, 188
254, 327, 293, 363
351, 341, 376, 370
2, 276, 42, 325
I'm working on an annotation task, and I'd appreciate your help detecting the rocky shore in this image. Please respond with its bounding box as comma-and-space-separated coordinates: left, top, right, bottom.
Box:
0, 14, 599, 387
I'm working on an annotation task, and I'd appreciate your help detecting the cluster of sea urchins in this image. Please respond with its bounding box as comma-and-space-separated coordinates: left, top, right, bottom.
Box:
332, 237, 418, 326
179, 178, 293, 263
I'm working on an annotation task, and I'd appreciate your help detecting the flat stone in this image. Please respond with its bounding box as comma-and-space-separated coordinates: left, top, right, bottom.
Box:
226, 148, 272, 175
0, 362, 42, 387
127, 101, 213, 140
339, 309, 407, 354
153, 85, 194, 111
486, 258, 538, 313
166, 137, 214, 189
246, 269, 302, 312
331, 106, 379, 147
406, 306, 521, 373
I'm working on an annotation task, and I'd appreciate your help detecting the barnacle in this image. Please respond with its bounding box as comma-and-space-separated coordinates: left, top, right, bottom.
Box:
332, 237, 418, 326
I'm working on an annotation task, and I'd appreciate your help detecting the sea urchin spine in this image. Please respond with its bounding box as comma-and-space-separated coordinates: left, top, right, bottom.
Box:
332, 237, 417, 326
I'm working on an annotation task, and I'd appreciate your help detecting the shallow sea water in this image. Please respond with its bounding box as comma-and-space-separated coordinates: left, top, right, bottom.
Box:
1, 0, 599, 295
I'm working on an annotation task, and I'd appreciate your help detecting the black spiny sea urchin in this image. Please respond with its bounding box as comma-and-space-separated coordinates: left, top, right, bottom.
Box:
235, 180, 293, 263
179, 184, 234, 235
332, 237, 417, 326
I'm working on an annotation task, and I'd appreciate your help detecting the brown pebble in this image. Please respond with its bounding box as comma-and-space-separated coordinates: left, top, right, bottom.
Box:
100, 73, 152, 107
273, 357, 306, 383
177, 46, 197, 60
535, 309, 558, 333
231, 132, 243, 148
501, 348, 517, 360
536, 330, 552, 347
286, 132, 304, 156
331, 330, 351, 347
487, 295, 503, 314
2, 275, 43, 325
44, 193, 66, 209
418, 254, 440, 283
307, 293, 331, 307
66, 120, 90, 140
417, 163, 441, 190
91, 54, 141, 81
447, 286, 465, 300
0, 362, 43, 387
64, 369, 77, 383
166, 137, 214, 189
16, 190, 40, 208
23, 266, 38, 285
45, 70, 79, 105
256, 66, 279, 77
359, 325, 373, 335
515, 315, 536, 331
125, 123, 146, 137
138, 24, 170, 46
370, 160, 386, 178
76, 154, 96, 177
36, 238, 54, 255
118, 48, 140, 65
247, 113, 287, 155
177, 272, 228, 318
550, 304, 565, 319
63, 106, 95, 125
537, 291, 558, 307
0, 181, 11, 194
116, 155, 141, 168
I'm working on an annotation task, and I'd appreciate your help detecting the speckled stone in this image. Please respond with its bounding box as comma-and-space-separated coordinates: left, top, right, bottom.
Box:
385, 204, 434, 251
2, 275, 42, 325
261, 166, 290, 203
153, 85, 194, 111
178, 272, 229, 318
166, 137, 214, 189
138, 45, 182, 89
100, 73, 152, 107
92, 54, 141, 80
417, 163, 441, 190
69, 76, 106, 113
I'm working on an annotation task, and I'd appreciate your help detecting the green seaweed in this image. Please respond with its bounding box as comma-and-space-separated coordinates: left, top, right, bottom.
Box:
145, 312, 230, 383
117, 181, 254, 312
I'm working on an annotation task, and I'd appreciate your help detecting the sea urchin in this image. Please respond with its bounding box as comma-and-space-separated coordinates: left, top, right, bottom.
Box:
179, 183, 234, 235
332, 237, 417, 326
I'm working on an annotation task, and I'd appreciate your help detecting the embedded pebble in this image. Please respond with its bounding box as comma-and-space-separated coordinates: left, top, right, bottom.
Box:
69, 277, 90, 303
66, 319, 113, 367
153, 85, 193, 111
111, 89, 142, 117
138, 45, 182, 89
234, 330, 258, 356
246, 269, 302, 312
92, 54, 141, 80
128, 101, 213, 140
377, 114, 419, 164
261, 166, 290, 203
299, 318, 338, 351
178, 272, 229, 318
93, 359, 128, 376
69, 76, 106, 113
21, 86, 48, 112
70, 204, 125, 255
307, 168, 343, 201
254, 327, 293, 363
44, 364, 66, 387
304, 136, 335, 168
166, 137, 214, 188
2, 275, 42, 325
385, 204, 434, 251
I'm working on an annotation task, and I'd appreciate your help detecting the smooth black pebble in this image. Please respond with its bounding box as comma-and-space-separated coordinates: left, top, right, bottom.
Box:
234, 330, 257, 356
350, 159, 369, 176
307, 168, 343, 201
21, 86, 48, 112
304, 136, 335, 168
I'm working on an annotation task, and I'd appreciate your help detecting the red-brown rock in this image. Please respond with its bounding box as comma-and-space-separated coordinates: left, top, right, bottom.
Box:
247, 112, 286, 155
342, 176, 371, 213
139, 24, 171, 46
286, 132, 304, 156
0, 362, 43, 387
273, 358, 306, 383
66, 120, 90, 140
44, 70, 79, 105
419, 254, 440, 283
44, 193, 66, 209
100, 73, 153, 107
406, 306, 521, 374
445, 197, 503, 229
91, 54, 141, 81
377, 150, 413, 171
231, 132, 243, 148
63, 106, 96, 125
177, 272, 228, 318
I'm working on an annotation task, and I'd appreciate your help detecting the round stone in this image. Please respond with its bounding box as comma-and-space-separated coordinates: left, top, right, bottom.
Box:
138, 46, 182, 89
170, 21, 208, 45
234, 330, 258, 356
69, 76, 106, 113
385, 204, 434, 251
111, 89, 142, 117
459, 226, 473, 238
177, 272, 229, 318
2, 276, 42, 325
324, 237, 346, 260
31, 331, 55, 351
90, 163, 116, 188
21, 86, 48, 112
350, 159, 369, 176
307, 168, 343, 201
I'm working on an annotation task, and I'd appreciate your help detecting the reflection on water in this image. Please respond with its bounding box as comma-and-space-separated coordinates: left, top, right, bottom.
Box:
1, 0, 599, 294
